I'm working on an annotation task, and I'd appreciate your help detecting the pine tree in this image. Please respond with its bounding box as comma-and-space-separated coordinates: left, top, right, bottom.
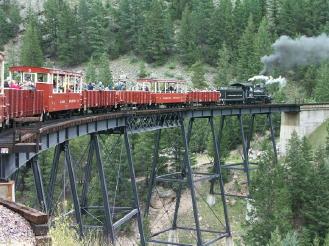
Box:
243, 0, 265, 27
302, 146, 329, 243
117, 0, 145, 55
314, 63, 329, 102
190, 0, 214, 63
140, 0, 173, 64
277, 0, 308, 36
168, 0, 190, 20
97, 53, 113, 88
0, 2, 21, 49
214, 43, 233, 87
267, 229, 299, 246
138, 62, 149, 78
20, 14, 44, 67
177, 6, 198, 65
266, 0, 280, 34
254, 17, 272, 73
77, 0, 91, 60
86, 0, 106, 58
43, 0, 62, 57
85, 58, 96, 83
302, 65, 318, 98
209, 0, 233, 64
57, 4, 82, 65
236, 16, 258, 79
245, 143, 292, 245
191, 61, 207, 89
284, 133, 312, 229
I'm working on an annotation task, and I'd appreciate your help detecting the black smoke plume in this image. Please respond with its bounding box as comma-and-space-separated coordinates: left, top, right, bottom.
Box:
261, 34, 329, 74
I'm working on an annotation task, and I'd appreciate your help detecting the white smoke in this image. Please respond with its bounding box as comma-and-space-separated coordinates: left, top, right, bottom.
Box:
248, 75, 287, 87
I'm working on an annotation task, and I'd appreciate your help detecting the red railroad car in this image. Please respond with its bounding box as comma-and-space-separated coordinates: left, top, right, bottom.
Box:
187, 91, 220, 104
82, 90, 117, 110
4, 89, 43, 119
137, 79, 187, 105
0, 52, 5, 126
9, 66, 82, 114
82, 90, 100, 110
99, 91, 117, 108
116, 91, 151, 106
0, 94, 4, 127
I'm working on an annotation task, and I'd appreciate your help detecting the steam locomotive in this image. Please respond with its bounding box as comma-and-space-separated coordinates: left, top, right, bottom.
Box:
220, 82, 272, 104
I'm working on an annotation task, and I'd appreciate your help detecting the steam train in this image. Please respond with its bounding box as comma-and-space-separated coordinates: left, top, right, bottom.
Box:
0, 52, 271, 128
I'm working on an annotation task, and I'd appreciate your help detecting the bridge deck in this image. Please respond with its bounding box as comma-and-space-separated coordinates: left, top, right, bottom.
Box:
0, 103, 299, 178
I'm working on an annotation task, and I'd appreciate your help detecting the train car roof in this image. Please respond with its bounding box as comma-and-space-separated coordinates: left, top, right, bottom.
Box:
9, 66, 82, 77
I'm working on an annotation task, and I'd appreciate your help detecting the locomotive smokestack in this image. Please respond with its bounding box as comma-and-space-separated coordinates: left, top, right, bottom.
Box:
261, 34, 329, 74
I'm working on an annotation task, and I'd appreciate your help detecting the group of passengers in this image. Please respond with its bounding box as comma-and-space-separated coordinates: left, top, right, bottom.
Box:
84, 81, 127, 91
4, 79, 35, 90
85, 81, 108, 91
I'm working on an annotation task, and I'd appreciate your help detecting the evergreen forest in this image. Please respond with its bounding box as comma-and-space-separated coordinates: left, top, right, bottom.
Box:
1, 0, 329, 245
1, 0, 329, 101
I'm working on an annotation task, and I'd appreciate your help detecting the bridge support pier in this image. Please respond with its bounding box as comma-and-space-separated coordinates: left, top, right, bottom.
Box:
146, 116, 231, 245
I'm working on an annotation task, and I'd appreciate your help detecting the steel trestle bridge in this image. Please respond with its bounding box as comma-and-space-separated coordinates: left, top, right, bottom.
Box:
0, 104, 300, 246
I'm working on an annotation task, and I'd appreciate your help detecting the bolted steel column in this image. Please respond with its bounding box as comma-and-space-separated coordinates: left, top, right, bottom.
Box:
12, 170, 19, 190
145, 129, 161, 216
246, 114, 255, 153
238, 115, 251, 186
210, 116, 225, 194
124, 127, 146, 246
64, 141, 83, 237
92, 133, 116, 244
209, 117, 231, 237
31, 156, 47, 213
268, 113, 278, 163
80, 140, 95, 212
180, 117, 203, 245
172, 118, 193, 229
47, 144, 62, 213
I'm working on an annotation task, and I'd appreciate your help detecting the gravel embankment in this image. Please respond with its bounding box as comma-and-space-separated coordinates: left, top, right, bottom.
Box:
0, 204, 35, 246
